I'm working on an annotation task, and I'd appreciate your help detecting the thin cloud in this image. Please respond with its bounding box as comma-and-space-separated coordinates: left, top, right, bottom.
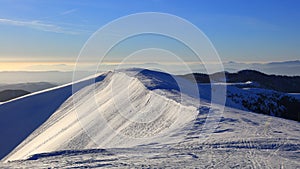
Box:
61, 8, 77, 15
0, 18, 80, 34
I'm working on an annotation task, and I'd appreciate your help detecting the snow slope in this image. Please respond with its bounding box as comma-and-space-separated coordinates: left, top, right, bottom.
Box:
0, 73, 107, 160
3, 70, 198, 162
0, 69, 299, 168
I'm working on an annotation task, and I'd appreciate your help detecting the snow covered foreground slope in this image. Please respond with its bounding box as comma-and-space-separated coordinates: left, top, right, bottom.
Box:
0, 73, 107, 160
0, 69, 299, 168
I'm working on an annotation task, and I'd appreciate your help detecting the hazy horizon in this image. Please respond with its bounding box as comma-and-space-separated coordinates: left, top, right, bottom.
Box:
1, 0, 300, 74
0, 60, 299, 85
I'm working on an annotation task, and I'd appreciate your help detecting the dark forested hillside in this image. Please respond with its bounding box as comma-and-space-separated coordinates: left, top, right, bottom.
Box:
181, 70, 300, 93
0, 90, 30, 102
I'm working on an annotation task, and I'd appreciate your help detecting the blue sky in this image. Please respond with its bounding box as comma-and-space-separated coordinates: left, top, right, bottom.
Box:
0, 0, 299, 71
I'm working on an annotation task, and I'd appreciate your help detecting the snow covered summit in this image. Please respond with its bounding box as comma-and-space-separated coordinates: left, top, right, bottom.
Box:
0, 69, 299, 168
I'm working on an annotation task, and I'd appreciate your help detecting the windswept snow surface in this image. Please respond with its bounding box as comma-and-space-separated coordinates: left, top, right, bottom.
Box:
0, 69, 299, 168
3, 70, 199, 162
0, 73, 107, 160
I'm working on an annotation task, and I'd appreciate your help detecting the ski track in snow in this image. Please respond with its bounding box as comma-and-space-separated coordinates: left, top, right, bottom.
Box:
0, 69, 299, 168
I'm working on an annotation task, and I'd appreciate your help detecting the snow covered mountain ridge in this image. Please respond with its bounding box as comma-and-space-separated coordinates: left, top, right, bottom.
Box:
0, 68, 299, 168
182, 70, 300, 121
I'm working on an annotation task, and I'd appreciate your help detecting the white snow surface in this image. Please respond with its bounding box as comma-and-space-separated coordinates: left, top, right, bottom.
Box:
0, 69, 299, 168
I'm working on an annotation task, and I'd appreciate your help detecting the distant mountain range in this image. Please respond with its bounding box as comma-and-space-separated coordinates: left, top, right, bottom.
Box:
224, 60, 300, 76
0, 60, 298, 86
0, 82, 56, 102
181, 69, 300, 93
0, 82, 56, 93
0, 71, 92, 85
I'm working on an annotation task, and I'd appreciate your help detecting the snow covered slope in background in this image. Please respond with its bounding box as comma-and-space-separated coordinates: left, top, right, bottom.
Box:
226, 86, 300, 120
0, 69, 299, 168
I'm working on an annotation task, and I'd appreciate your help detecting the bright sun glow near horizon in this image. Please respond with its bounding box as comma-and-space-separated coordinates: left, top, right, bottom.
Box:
0, 0, 299, 73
